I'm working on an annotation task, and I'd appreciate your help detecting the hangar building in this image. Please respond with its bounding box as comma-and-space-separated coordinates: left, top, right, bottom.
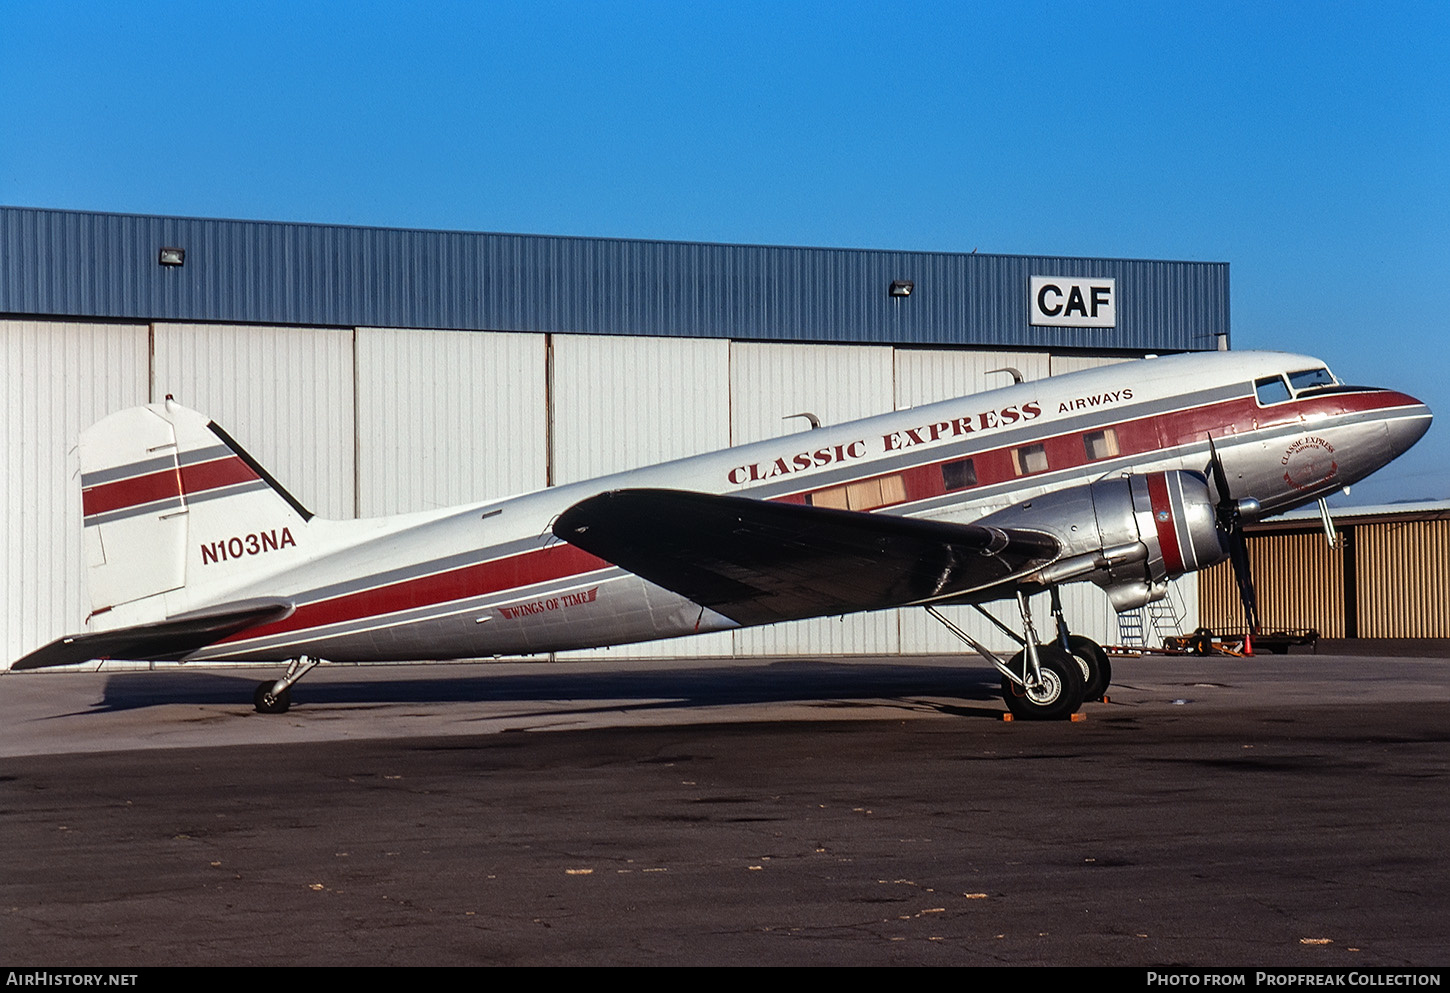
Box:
1, 206, 1230, 666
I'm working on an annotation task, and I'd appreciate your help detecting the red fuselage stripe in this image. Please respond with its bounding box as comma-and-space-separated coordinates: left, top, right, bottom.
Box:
222, 542, 613, 644
788, 389, 1413, 511
221, 387, 1414, 648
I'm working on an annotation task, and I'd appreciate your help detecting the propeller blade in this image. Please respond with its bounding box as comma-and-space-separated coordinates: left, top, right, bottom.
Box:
1206, 433, 1233, 508
1206, 433, 1262, 637
1227, 529, 1261, 634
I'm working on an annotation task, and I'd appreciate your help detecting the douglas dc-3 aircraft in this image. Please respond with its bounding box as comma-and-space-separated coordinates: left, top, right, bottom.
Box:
11, 350, 1432, 719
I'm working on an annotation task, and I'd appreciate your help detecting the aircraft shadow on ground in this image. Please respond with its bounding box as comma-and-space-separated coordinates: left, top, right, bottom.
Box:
86, 661, 1005, 716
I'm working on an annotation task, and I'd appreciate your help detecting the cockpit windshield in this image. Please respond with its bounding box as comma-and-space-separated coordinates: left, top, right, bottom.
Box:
1287, 367, 1336, 392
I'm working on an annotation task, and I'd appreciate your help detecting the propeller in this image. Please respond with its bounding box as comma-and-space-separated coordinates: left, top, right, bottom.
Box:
1206, 435, 1262, 643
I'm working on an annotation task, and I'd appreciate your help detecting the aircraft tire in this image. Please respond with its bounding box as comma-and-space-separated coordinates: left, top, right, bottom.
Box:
253, 682, 292, 715
1067, 635, 1111, 701
1001, 645, 1085, 721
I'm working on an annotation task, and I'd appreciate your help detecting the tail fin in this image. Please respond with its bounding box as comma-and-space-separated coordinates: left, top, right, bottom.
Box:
80, 399, 313, 629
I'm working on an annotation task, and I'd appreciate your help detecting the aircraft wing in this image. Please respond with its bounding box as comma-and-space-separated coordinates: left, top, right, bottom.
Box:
10, 599, 294, 671
553, 489, 1060, 627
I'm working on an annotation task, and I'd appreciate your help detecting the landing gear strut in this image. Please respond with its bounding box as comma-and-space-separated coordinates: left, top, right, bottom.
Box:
1047, 587, 1111, 702
925, 587, 1110, 720
253, 655, 322, 714
1067, 634, 1112, 702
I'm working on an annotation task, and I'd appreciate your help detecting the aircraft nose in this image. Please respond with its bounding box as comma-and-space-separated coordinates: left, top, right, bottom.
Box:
1382, 391, 1433, 457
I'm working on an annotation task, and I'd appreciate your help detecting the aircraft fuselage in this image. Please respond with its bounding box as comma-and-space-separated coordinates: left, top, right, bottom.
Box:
89, 350, 1431, 663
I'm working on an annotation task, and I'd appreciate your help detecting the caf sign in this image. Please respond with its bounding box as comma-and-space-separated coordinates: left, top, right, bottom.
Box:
1030, 276, 1116, 328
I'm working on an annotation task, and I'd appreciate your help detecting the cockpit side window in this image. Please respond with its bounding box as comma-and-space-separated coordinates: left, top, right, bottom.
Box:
1287, 367, 1335, 392
1255, 376, 1291, 405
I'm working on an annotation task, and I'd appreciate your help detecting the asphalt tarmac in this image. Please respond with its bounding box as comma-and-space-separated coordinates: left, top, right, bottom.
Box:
3, 653, 1448, 967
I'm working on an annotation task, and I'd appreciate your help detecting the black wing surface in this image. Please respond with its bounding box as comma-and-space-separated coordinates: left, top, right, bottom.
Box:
10, 599, 294, 671
553, 489, 1059, 627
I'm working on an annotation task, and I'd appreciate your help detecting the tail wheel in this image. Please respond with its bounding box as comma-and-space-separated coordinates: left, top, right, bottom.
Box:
1001, 645, 1085, 721
1066, 635, 1112, 702
253, 682, 292, 714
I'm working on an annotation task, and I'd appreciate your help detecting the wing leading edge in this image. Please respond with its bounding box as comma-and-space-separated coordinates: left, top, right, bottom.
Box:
553, 489, 1060, 627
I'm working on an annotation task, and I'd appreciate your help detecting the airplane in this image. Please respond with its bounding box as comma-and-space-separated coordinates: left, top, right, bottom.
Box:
9, 350, 1432, 720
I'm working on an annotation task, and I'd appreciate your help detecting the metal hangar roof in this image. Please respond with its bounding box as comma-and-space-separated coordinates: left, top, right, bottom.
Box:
0, 206, 1227, 351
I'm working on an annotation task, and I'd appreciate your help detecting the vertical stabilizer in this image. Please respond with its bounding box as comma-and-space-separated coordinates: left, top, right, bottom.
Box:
80, 400, 313, 628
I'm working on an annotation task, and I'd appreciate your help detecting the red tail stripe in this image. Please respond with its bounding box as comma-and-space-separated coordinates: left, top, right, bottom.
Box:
82, 457, 260, 517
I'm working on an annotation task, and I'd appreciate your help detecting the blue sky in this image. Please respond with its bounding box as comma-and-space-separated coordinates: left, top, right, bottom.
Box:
3, 1, 1446, 503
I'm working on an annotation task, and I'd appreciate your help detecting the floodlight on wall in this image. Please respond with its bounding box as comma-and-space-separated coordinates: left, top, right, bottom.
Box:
158, 247, 185, 267
888, 279, 914, 298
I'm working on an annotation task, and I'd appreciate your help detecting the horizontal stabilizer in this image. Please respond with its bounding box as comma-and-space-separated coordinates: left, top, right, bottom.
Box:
10, 599, 295, 671
553, 489, 1060, 626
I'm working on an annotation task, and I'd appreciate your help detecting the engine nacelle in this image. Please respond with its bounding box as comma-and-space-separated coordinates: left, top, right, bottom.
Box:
973, 470, 1229, 611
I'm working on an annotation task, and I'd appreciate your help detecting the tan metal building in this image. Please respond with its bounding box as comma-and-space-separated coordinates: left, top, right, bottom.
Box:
1199, 502, 1450, 641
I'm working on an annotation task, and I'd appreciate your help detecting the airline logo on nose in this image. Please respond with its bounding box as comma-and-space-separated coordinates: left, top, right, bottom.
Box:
1281, 436, 1339, 492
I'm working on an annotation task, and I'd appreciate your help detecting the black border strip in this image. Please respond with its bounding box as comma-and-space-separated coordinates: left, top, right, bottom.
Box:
205, 421, 314, 522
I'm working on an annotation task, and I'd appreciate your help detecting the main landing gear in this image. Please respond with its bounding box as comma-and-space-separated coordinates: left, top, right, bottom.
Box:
253, 655, 323, 714
925, 587, 1111, 721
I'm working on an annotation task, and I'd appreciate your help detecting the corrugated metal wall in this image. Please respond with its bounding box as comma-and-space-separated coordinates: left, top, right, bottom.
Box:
724, 342, 903, 656
551, 335, 732, 483
2, 320, 150, 664
355, 328, 547, 516
1356, 521, 1450, 638
549, 335, 736, 659
1199, 520, 1449, 639
1200, 533, 1348, 637
5, 316, 1184, 664
0, 207, 1229, 353
153, 323, 356, 520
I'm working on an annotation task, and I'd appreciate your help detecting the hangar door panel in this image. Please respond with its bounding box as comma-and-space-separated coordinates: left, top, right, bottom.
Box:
553, 334, 733, 658
730, 342, 900, 656
893, 348, 1048, 652
153, 324, 356, 520
731, 342, 895, 445
356, 329, 547, 517
893, 348, 1051, 409
551, 334, 731, 484
2, 320, 149, 663
1048, 353, 1134, 377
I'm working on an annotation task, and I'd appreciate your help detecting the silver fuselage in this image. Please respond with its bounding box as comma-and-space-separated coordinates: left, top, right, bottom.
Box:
181, 351, 1431, 662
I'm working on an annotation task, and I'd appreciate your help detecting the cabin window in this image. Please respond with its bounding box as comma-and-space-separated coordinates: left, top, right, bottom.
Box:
942, 458, 978, 491
1012, 443, 1048, 476
812, 474, 906, 511
1083, 428, 1119, 461
1255, 376, 1291, 405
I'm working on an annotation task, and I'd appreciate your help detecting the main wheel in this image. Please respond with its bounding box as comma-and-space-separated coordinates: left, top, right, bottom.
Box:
1066, 635, 1111, 702
1001, 645, 1086, 721
253, 681, 292, 714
